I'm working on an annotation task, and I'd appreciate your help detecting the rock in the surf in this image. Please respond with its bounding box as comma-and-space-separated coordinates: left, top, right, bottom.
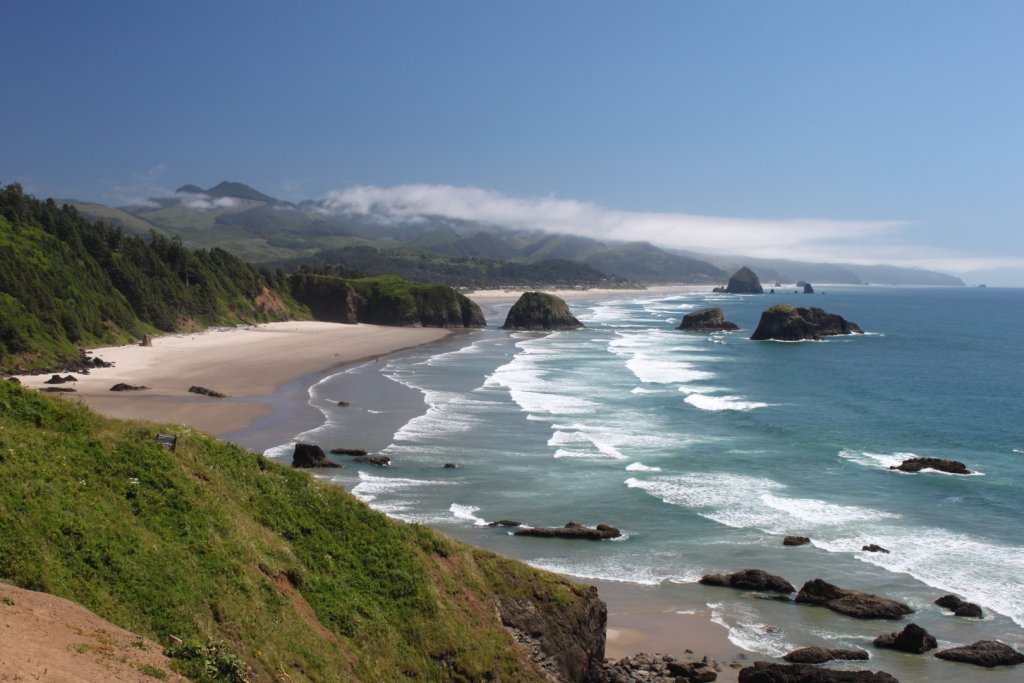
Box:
352, 455, 390, 467
783, 536, 811, 546
862, 544, 890, 554
699, 569, 795, 594
935, 594, 983, 618
677, 307, 739, 332
783, 647, 869, 664
291, 443, 339, 468
514, 521, 620, 540
795, 579, 913, 620
750, 305, 863, 341
873, 623, 937, 653
934, 640, 1024, 668
502, 292, 584, 331
329, 447, 367, 456
889, 457, 971, 475
738, 661, 899, 682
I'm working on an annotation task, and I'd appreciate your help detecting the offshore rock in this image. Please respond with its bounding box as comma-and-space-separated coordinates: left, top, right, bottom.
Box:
783, 536, 811, 546
782, 647, 869, 664
601, 652, 719, 682
935, 594, 983, 618
502, 292, 584, 331
738, 661, 899, 682
934, 640, 1024, 668
795, 579, 913, 620
487, 520, 523, 527
495, 584, 606, 683
352, 455, 390, 467
699, 569, 795, 594
677, 307, 739, 332
514, 521, 621, 540
329, 447, 367, 456
724, 266, 764, 294
291, 443, 339, 468
873, 623, 937, 653
750, 305, 863, 341
862, 544, 890, 554
889, 457, 971, 475
803, 282, 815, 294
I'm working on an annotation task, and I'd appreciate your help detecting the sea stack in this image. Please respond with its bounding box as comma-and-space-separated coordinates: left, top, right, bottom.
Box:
724, 266, 764, 294
677, 307, 739, 332
750, 304, 863, 341
502, 292, 584, 331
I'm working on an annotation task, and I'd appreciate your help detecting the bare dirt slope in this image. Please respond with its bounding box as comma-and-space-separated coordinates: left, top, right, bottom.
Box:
0, 582, 186, 682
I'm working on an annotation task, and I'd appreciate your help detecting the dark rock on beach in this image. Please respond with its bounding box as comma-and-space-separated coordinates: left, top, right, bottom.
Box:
110, 383, 149, 391
862, 544, 890, 554
502, 292, 584, 331
329, 447, 367, 456
738, 661, 899, 682
337, 400, 350, 407
699, 569, 795, 594
44, 374, 78, 384
795, 579, 913, 620
514, 521, 621, 540
487, 520, 523, 528
783, 536, 811, 546
934, 640, 1024, 668
677, 307, 739, 332
935, 594, 983, 618
782, 647, 869, 664
601, 652, 720, 682
889, 457, 971, 475
750, 305, 863, 341
352, 455, 390, 467
291, 443, 339, 468
873, 623, 937, 653
40, 386, 76, 392
188, 385, 227, 398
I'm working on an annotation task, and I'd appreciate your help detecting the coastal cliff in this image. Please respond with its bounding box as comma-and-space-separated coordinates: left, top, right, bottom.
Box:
0, 380, 604, 681
503, 291, 584, 330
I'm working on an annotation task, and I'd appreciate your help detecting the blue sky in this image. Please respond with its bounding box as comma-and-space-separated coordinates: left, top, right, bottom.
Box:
4, 1, 1023, 283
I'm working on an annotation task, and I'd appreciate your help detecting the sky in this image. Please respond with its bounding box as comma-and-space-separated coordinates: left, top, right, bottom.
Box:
4, 1, 1023, 284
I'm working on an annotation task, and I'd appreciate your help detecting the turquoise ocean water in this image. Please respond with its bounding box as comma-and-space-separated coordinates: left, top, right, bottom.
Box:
261, 286, 1024, 681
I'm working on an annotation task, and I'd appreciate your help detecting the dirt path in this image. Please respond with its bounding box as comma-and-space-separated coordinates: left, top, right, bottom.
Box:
0, 583, 186, 682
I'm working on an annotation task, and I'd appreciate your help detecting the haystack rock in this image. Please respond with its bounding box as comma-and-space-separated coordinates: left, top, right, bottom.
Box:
677, 307, 739, 332
722, 266, 764, 294
750, 305, 863, 341
502, 292, 584, 331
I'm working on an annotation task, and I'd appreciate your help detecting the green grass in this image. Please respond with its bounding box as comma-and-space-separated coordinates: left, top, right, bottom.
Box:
0, 381, 588, 681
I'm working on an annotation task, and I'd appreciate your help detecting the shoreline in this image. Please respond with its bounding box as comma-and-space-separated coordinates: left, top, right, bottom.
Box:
11, 314, 746, 677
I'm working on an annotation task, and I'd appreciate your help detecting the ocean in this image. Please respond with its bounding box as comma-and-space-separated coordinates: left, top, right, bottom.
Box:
255, 285, 1024, 681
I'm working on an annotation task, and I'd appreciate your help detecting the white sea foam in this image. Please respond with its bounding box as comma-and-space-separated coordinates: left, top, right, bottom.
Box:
683, 392, 770, 412
625, 474, 898, 534
708, 602, 795, 657
527, 557, 702, 586
351, 471, 456, 504
625, 462, 662, 472
449, 503, 488, 526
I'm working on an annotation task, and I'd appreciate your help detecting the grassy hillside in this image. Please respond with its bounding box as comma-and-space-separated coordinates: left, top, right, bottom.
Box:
0, 184, 307, 372
0, 380, 603, 682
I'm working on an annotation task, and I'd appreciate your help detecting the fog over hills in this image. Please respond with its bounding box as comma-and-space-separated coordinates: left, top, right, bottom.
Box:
71, 180, 966, 287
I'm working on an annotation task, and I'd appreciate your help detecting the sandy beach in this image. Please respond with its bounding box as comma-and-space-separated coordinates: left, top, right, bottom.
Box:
13, 322, 450, 435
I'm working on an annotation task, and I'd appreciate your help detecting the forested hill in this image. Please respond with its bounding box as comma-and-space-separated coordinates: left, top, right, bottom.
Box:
0, 183, 306, 372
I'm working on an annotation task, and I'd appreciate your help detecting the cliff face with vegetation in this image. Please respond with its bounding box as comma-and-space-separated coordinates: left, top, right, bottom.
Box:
0, 381, 606, 682
289, 273, 486, 328
0, 184, 306, 372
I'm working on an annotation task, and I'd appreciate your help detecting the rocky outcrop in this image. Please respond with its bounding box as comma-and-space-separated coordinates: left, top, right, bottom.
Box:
502, 292, 584, 331
44, 374, 77, 384
861, 544, 889, 554
290, 443, 339, 468
935, 594, 983, 618
188, 385, 227, 398
889, 457, 970, 475
330, 447, 367, 455
513, 522, 621, 540
750, 305, 863, 341
677, 307, 739, 332
934, 640, 1024, 668
738, 662, 899, 682
873, 623, 937, 653
352, 455, 390, 467
110, 383, 149, 391
782, 647, 869, 664
699, 569, 795, 594
795, 579, 913, 620
802, 282, 815, 294
487, 520, 523, 528
783, 536, 811, 546
719, 267, 764, 294
495, 584, 606, 683
601, 652, 719, 682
